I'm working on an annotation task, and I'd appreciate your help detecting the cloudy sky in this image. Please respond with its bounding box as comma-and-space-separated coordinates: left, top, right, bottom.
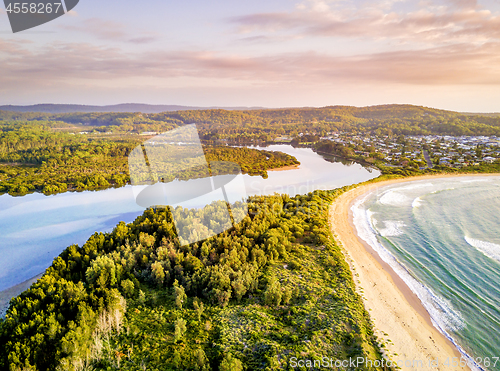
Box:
1, 0, 500, 111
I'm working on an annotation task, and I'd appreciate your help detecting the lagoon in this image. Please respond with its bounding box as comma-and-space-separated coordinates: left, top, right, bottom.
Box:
0, 145, 379, 296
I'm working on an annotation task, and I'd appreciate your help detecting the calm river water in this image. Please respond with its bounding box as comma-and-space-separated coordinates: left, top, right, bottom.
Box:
0, 145, 379, 295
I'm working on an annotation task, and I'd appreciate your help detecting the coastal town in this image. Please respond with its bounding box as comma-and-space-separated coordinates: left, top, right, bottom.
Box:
276, 133, 500, 169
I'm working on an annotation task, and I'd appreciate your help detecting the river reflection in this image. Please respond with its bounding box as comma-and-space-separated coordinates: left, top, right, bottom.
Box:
0, 145, 379, 293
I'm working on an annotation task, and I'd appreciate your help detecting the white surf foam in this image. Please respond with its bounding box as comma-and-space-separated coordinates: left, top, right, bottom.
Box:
366, 209, 377, 228
379, 190, 410, 206
431, 187, 455, 194
465, 236, 500, 264
351, 193, 486, 370
379, 221, 406, 237
412, 196, 423, 208
461, 179, 490, 183
398, 182, 434, 190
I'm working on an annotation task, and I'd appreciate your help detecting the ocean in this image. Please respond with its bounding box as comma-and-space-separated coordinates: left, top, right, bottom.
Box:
353, 176, 500, 371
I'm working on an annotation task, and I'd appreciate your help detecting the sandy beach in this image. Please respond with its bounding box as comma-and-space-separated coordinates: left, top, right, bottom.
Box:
268, 164, 300, 172
329, 173, 500, 371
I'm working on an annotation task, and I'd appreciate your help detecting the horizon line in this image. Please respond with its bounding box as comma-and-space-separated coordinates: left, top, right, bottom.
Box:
1, 102, 500, 115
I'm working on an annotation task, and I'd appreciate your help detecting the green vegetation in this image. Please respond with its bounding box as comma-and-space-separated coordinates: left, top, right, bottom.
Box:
0, 121, 298, 196
314, 141, 378, 165
0, 190, 390, 370
4, 104, 500, 139
3, 104, 500, 370
2, 104, 500, 197
205, 146, 299, 178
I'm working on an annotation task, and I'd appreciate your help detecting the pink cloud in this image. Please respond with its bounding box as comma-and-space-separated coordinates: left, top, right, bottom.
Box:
60, 18, 158, 43
1, 39, 500, 90
230, 0, 500, 45
62, 18, 128, 40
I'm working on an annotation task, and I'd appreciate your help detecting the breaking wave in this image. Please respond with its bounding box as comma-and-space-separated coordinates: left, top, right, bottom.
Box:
379, 190, 410, 206
379, 220, 406, 237
465, 236, 500, 264
412, 196, 423, 208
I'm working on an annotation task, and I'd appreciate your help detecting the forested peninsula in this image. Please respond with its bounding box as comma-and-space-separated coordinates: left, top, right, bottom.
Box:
0, 120, 299, 196
0, 189, 390, 370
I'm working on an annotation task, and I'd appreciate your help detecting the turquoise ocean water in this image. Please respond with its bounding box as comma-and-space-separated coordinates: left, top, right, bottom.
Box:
353, 176, 500, 371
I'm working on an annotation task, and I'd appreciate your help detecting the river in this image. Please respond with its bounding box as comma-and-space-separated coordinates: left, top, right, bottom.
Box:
0, 144, 379, 313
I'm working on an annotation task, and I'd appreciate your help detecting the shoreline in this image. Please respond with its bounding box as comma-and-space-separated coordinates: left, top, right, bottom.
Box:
0, 273, 44, 318
329, 173, 500, 370
267, 164, 300, 172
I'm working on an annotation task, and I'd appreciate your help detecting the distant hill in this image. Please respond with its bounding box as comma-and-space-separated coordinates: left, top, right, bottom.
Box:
2, 103, 500, 136
0, 103, 266, 114
461, 112, 500, 117
2, 103, 498, 117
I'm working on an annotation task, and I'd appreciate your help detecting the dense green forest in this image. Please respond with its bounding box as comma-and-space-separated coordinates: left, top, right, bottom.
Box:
0, 189, 390, 371
0, 121, 298, 196
3, 104, 500, 140
2, 104, 499, 195
2, 105, 498, 370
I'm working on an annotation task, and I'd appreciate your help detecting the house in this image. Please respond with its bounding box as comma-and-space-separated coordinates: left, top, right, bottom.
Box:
439, 157, 452, 166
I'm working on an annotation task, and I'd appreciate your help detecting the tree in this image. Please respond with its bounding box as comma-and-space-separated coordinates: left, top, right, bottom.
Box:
151, 261, 165, 287
85, 255, 117, 288
193, 298, 204, 321
282, 286, 293, 305
194, 348, 209, 371
114, 221, 129, 242
213, 288, 231, 307
173, 350, 182, 369
120, 279, 135, 297
174, 317, 187, 343
136, 290, 145, 306
173, 280, 187, 309
220, 353, 243, 371
264, 276, 282, 306
231, 279, 246, 302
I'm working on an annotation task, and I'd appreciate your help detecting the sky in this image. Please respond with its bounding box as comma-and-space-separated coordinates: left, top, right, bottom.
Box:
1, 0, 500, 111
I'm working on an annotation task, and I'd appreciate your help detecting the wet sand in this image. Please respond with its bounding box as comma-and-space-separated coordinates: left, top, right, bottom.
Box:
329, 174, 499, 370
267, 164, 300, 172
